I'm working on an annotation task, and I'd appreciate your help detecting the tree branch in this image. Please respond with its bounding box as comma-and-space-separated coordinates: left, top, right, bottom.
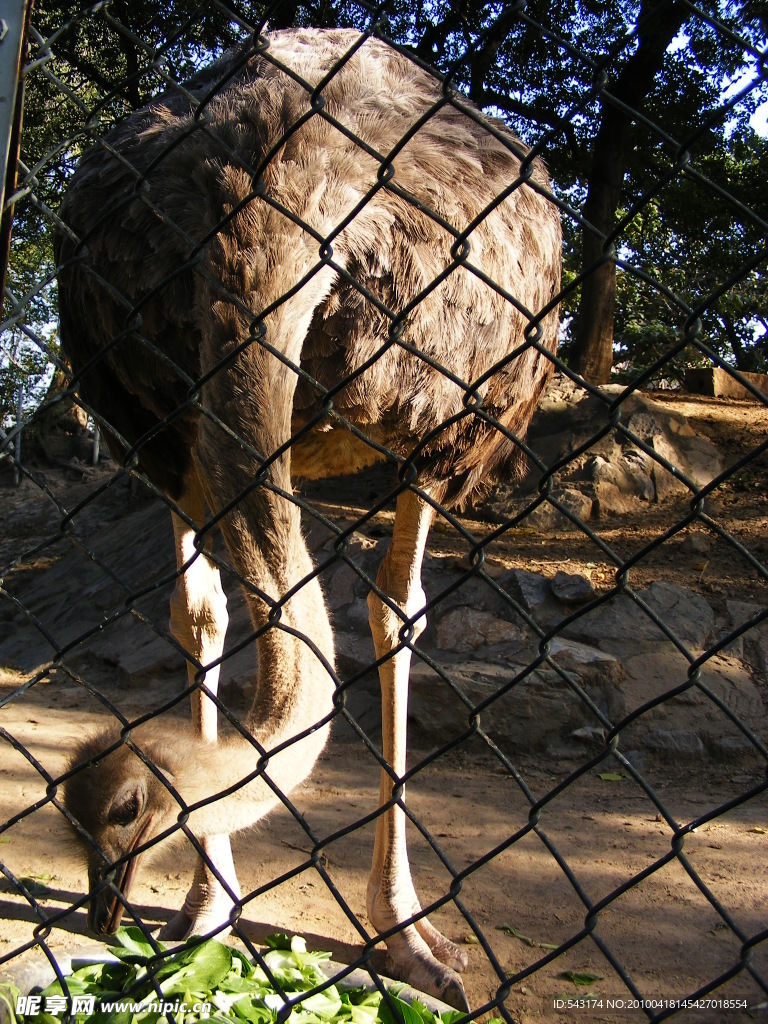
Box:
477, 88, 582, 153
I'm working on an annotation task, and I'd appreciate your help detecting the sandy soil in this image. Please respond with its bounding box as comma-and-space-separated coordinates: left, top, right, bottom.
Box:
1, 393, 767, 1023
1, 679, 767, 1023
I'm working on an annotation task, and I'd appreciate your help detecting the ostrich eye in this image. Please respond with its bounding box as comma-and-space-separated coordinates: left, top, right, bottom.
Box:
109, 783, 144, 826
110, 795, 138, 825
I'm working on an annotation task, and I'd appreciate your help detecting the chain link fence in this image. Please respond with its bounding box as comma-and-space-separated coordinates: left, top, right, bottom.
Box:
1, 1, 767, 1021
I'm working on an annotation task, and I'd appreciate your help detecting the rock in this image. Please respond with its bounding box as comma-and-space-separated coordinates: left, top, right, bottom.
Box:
557, 487, 595, 526
615, 648, 766, 761
700, 654, 766, 727
434, 608, 526, 653
563, 593, 659, 645
571, 726, 606, 745
551, 571, 596, 605
346, 596, 372, 628
384, 571, 762, 763
548, 636, 621, 672
724, 600, 768, 681
642, 581, 715, 647
100, 621, 178, 683
622, 749, 647, 772
321, 533, 384, 611
685, 366, 768, 401
593, 478, 641, 516
512, 376, 724, 513
406, 636, 625, 752
646, 432, 689, 501
526, 487, 595, 529
565, 581, 715, 648
644, 729, 705, 760
548, 638, 626, 721
592, 443, 656, 500
710, 734, 762, 758
427, 565, 529, 626
680, 532, 713, 556
410, 662, 596, 751
0, 501, 177, 674
622, 399, 723, 489
497, 568, 553, 617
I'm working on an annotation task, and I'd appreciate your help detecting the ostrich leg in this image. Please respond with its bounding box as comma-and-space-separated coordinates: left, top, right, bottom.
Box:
161, 473, 240, 939
367, 488, 469, 1010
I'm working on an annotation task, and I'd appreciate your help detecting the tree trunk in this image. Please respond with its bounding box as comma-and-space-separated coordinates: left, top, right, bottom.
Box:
572, 1, 688, 384
574, 135, 626, 383
720, 311, 760, 372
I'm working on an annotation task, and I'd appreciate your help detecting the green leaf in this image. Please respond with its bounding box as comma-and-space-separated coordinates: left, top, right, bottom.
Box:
497, 924, 558, 951
13, 931, 464, 1024
264, 932, 292, 950
0, 982, 22, 1024
557, 970, 603, 986
300, 984, 343, 1018
153, 938, 233, 997
70, 960, 132, 992
109, 925, 162, 961
598, 772, 625, 782
378, 993, 444, 1024
230, 1000, 273, 1024
87, 1011, 133, 1024
39, 974, 93, 1001
18, 876, 53, 898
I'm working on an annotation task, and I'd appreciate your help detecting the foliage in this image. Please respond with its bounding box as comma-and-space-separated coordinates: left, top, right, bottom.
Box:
2, 0, 248, 439
3, 0, 767, 427
8, 928, 475, 1024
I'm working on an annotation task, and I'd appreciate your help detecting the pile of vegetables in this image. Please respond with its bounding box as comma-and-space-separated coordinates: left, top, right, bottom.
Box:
1, 929, 470, 1024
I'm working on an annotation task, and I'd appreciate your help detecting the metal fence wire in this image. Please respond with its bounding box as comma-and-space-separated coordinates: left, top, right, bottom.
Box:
1, 1, 767, 1022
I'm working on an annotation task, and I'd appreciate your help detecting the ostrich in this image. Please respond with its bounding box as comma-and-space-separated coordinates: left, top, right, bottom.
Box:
56, 27, 561, 1009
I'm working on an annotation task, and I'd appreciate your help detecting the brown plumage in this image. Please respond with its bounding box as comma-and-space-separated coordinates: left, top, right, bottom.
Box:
57, 28, 561, 1009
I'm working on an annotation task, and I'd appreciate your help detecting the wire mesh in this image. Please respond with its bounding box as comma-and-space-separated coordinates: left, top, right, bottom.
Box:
1, 2, 767, 1023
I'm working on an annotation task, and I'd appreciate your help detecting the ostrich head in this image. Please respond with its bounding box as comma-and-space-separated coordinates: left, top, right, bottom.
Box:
61, 726, 185, 933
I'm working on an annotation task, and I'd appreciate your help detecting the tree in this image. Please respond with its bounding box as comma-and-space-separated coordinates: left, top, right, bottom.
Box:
613, 125, 768, 378
4, 0, 767, 430
2, 0, 246, 464
375, 0, 767, 382
570, 1, 689, 383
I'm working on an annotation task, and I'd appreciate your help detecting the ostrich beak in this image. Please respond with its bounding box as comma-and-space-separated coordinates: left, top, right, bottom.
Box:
88, 815, 155, 934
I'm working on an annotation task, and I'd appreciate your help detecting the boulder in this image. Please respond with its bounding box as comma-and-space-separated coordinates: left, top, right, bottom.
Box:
525, 487, 595, 530
564, 581, 715, 649
685, 367, 768, 401
487, 375, 725, 521
407, 658, 619, 752
434, 608, 527, 653
551, 571, 597, 605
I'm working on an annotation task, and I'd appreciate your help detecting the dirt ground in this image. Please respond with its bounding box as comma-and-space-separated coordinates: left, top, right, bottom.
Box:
0, 393, 767, 1023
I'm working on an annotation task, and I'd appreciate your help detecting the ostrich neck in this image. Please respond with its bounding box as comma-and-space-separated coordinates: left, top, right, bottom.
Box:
172, 500, 336, 838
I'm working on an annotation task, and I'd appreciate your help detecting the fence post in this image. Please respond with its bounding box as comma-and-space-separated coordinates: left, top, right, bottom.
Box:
0, 0, 33, 300
14, 380, 23, 486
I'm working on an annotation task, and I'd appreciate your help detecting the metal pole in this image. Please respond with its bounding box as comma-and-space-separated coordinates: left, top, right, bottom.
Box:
0, 1, 33, 299
13, 381, 23, 486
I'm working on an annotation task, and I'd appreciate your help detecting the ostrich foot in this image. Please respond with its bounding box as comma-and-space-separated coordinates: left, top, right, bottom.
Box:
160, 903, 233, 941
382, 923, 469, 1012
413, 912, 469, 974
159, 835, 240, 940
369, 887, 469, 1010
